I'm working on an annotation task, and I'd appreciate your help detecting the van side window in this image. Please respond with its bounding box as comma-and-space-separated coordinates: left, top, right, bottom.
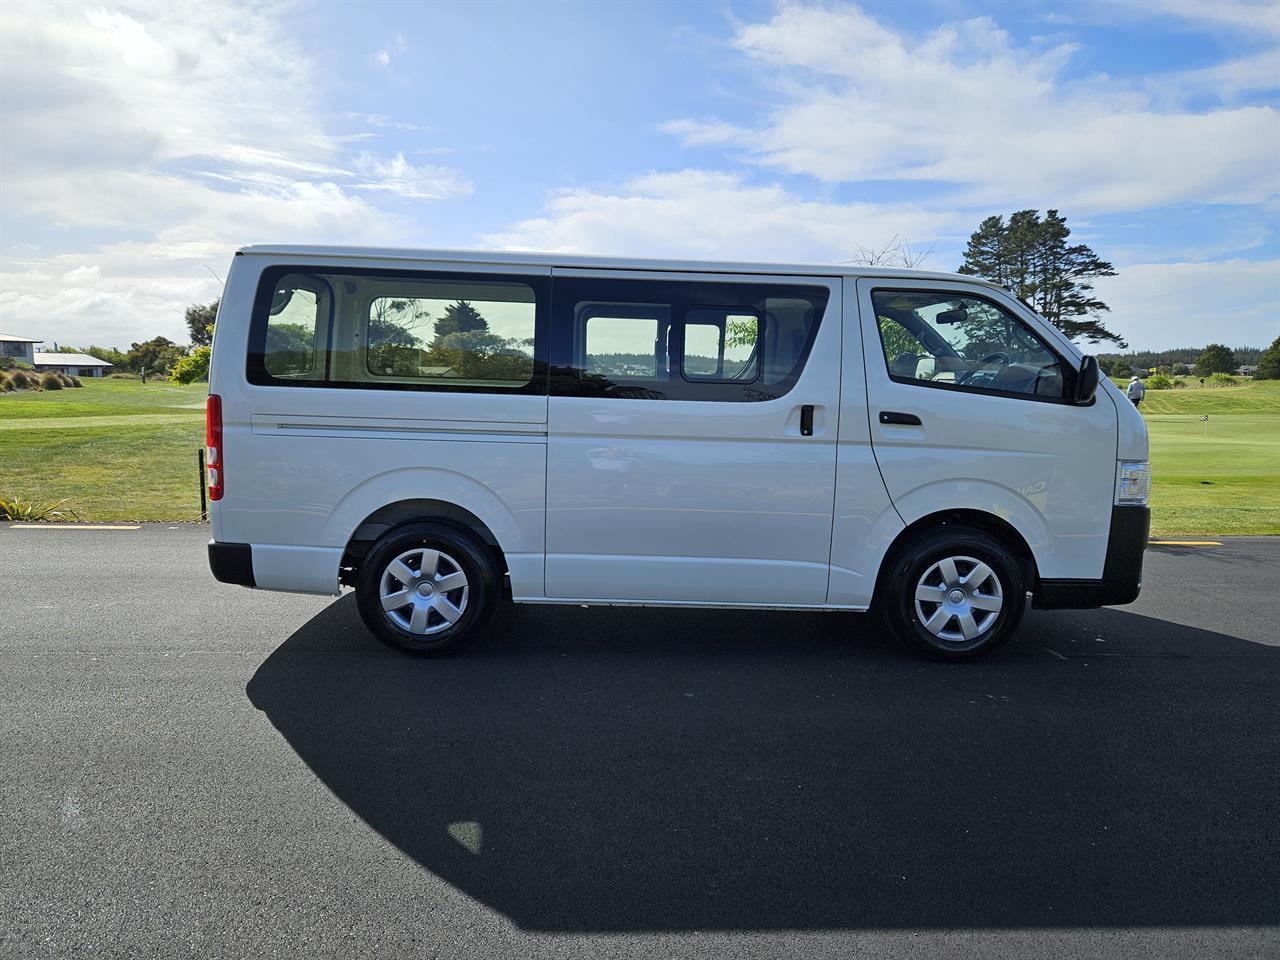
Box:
362, 282, 536, 387
872, 290, 1067, 400
263, 274, 326, 380
551, 277, 827, 401
248, 267, 548, 394
583, 305, 671, 379
682, 308, 759, 383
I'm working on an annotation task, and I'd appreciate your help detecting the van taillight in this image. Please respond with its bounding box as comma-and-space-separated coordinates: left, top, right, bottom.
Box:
206, 393, 223, 502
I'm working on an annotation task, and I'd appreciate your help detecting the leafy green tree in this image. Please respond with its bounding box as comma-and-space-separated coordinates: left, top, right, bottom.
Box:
431, 300, 488, 347
126, 336, 184, 376
958, 209, 1124, 345
169, 345, 210, 384
263, 323, 316, 376
1195, 343, 1237, 376
185, 299, 219, 347
1254, 336, 1280, 380
369, 299, 425, 347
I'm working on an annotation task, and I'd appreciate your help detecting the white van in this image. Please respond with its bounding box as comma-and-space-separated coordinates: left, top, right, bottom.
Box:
206, 246, 1150, 659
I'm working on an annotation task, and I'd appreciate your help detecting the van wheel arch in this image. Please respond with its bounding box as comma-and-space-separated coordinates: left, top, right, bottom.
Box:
874, 510, 1039, 605
339, 499, 507, 588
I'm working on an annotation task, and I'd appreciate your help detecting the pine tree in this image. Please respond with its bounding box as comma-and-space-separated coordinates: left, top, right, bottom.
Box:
958, 210, 1124, 346
957, 216, 1007, 286
1255, 336, 1280, 380
1195, 343, 1236, 376
431, 301, 489, 347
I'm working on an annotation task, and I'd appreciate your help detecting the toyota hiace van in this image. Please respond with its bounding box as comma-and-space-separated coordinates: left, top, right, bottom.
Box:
206, 247, 1150, 659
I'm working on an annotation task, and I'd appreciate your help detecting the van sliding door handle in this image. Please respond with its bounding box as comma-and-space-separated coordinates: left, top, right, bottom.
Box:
879, 411, 922, 426
800, 405, 814, 437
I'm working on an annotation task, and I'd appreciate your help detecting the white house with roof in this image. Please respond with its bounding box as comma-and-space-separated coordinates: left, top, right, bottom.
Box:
2, 333, 114, 377
33, 352, 114, 377
1, 333, 39, 364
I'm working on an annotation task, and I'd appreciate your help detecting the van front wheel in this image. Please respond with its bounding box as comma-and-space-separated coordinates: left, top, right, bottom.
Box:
879, 527, 1024, 660
355, 522, 500, 655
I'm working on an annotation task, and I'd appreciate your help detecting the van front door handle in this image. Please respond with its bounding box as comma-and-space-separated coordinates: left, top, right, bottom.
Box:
879, 411, 922, 426
800, 404, 814, 436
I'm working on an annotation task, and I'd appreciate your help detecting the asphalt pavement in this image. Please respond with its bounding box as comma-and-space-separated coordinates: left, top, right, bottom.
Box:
1, 525, 1277, 959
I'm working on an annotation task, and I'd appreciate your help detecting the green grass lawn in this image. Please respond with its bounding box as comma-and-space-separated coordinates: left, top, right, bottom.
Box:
0, 379, 207, 521
1, 375, 1276, 534
1132, 378, 1280, 536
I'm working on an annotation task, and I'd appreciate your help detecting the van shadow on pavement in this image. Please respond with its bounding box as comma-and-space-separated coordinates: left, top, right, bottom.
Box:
246, 596, 1279, 933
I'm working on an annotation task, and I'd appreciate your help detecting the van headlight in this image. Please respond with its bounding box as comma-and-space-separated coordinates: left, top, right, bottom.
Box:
1116, 460, 1151, 506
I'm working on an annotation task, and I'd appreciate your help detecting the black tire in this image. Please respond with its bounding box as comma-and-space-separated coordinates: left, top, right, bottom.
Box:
877, 525, 1025, 661
354, 522, 500, 655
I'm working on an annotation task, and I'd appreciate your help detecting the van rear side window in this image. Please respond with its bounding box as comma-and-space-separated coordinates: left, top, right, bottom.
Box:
247, 266, 547, 393
263, 275, 324, 379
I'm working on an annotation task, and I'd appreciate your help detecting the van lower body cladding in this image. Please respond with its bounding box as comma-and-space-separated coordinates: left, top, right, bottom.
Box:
1033, 505, 1150, 609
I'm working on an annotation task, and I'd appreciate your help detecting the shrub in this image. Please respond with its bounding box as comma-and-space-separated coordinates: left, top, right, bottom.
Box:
41, 372, 63, 390
57, 373, 75, 388
108, 372, 140, 380
169, 344, 211, 384
1208, 372, 1238, 386
1146, 373, 1173, 389
1171, 363, 1190, 375
69, 376, 83, 387
0, 357, 14, 371
0, 495, 78, 522
9, 369, 36, 390
1172, 378, 1187, 388
0, 373, 12, 392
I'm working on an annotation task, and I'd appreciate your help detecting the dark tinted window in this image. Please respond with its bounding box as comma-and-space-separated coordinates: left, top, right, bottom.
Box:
551, 277, 828, 401
247, 266, 548, 394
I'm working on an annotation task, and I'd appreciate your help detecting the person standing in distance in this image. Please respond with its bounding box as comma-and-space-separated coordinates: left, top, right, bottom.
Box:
1126, 375, 1145, 409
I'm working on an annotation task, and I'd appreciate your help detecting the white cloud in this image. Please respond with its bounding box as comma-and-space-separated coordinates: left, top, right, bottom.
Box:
1092, 259, 1280, 349
1127, 0, 1280, 39
348, 112, 422, 132
485, 169, 961, 262
0, 2, 468, 346
351, 152, 472, 201
665, 5, 1280, 214
373, 49, 391, 67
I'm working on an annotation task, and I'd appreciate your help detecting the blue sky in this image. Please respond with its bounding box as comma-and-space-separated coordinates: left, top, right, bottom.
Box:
2, 0, 1277, 350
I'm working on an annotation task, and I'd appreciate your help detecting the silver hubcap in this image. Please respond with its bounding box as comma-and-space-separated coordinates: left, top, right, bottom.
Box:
914, 555, 1003, 643
379, 548, 469, 636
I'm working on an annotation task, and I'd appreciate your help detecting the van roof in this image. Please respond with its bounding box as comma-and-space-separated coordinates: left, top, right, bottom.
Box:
236, 245, 1002, 287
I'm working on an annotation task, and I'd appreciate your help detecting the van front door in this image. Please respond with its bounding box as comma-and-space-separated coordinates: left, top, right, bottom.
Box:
857, 278, 1117, 580
542, 270, 841, 605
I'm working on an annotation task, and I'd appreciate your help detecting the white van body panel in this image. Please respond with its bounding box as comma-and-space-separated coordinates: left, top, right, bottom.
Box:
544, 270, 843, 605
209, 253, 550, 596
855, 277, 1118, 580
1107, 377, 1151, 462
829, 278, 904, 607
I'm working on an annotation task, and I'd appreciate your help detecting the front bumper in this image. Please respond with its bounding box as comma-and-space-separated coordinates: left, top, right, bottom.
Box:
1034, 505, 1149, 609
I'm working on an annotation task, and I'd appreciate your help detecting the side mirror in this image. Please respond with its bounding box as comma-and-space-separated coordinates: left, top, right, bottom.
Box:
1075, 355, 1100, 404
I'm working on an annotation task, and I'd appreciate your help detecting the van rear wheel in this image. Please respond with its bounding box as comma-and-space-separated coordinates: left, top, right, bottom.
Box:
878, 526, 1024, 660
355, 522, 500, 655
